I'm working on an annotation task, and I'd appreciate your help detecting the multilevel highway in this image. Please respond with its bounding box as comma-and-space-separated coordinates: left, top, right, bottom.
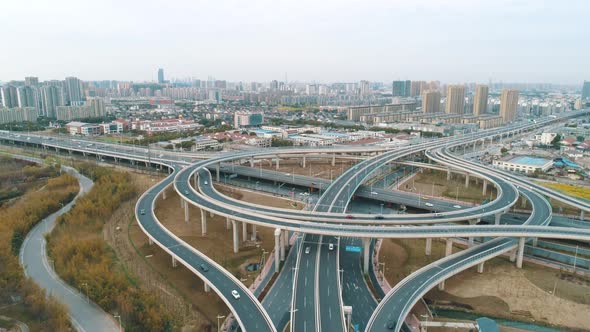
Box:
1, 109, 589, 331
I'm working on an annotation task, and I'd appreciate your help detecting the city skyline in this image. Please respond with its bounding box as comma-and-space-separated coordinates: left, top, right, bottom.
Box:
1, 0, 589, 84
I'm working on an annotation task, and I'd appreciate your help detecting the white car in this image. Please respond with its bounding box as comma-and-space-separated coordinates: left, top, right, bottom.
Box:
370, 191, 378, 195
204, 181, 208, 185
425, 202, 434, 207
305, 246, 311, 254
231, 290, 240, 299
453, 205, 462, 209
328, 243, 334, 251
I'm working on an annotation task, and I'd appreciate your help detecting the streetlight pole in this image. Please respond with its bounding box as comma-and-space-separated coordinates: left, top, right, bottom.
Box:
216, 314, 225, 332
113, 314, 122, 332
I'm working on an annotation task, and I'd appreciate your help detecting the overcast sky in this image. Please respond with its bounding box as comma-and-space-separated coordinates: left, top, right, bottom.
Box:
1, 0, 589, 84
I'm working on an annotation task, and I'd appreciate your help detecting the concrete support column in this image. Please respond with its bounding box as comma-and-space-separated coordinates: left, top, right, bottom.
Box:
521, 198, 527, 208
280, 230, 286, 261
509, 248, 517, 262
581, 210, 585, 220
532, 238, 538, 247
447, 169, 451, 180
180, 197, 184, 209
226, 217, 231, 230
477, 262, 485, 274
275, 156, 280, 170
194, 174, 197, 188
172, 256, 177, 268
494, 213, 502, 225
274, 229, 281, 273
232, 220, 239, 253
331, 153, 336, 167
251, 224, 257, 241
482, 180, 488, 196
465, 174, 470, 188
249, 157, 254, 167
445, 239, 453, 256
209, 211, 214, 218
283, 230, 289, 251
425, 238, 432, 256
148, 237, 154, 245
242, 222, 248, 242
362, 238, 371, 274
216, 163, 220, 182
184, 203, 189, 223
200, 210, 207, 236
204, 283, 210, 292
516, 237, 525, 268
468, 237, 474, 246
162, 189, 167, 200
302, 156, 306, 168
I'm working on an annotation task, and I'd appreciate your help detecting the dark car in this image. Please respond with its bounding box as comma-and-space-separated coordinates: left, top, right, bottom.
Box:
345, 215, 354, 219
375, 215, 385, 220
199, 264, 209, 272
386, 319, 396, 329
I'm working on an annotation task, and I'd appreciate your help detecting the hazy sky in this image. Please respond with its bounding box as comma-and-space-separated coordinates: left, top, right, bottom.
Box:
1, 0, 589, 84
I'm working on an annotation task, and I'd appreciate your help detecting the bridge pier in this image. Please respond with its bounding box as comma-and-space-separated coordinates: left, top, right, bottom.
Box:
332, 153, 336, 167
180, 196, 184, 209
184, 202, 189, 222
482, 180, 488, 196
201, 210, 207, 235
302, 156, 306, 168
148, 237, 153, 245
232, 220, 239, 253
425, 238, 432, 256
204, 283, 210, 292
532, 238, 538, 247
363, 238, 371, 274
162, 188, 167, 200
477, 262, 485, 273
509, 248, 517, 262
216, 163, 220, 182
242, 222, 248, 242
445, 239, 453, 256
516, 237, 525, 268
465, 174, 469, 188
275, 156, 280, 170
283, 230, 289, 251
249, 157, 254, 167
226, 217, 231, 230
581, 210, 585, 220
274, 229, 281, 273
251, 224, 257, 241
172, 256, 177, 268
494, 212, 502, 225
446, 169, 451, 180
194, 174, 197, 188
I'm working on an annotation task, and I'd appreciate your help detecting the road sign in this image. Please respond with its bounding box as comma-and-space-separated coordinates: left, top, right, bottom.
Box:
345, 246, 361, 253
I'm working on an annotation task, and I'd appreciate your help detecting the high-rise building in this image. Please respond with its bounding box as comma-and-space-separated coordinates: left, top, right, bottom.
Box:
25, 77, 39, 87
359, 80, 371, 97
87, 97, 106, 118
1, 85, 19, 108
392, 80, 411, 97
422, 90, 441, 113
582, 81, 590, 100
16, 86, 37, 109
158, 68, 165, 84
270, 80, 279, 91
64, 77, 84, 105
234, 111, 263, 128
500, 89, 519, 122
410, 81, 426, 97
0, 107, 38, 124
40, 85, 64, 117
306, 84, 318, 95
473, 85, 489, 116
445, 85, 465, 114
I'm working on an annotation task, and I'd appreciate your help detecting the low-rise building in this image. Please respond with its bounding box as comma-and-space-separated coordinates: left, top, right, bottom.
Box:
66, 121, 102, 136
493, 155, 552, 174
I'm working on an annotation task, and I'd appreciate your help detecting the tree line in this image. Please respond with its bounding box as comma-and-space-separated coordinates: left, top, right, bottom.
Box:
47, 163, 173, 331
0, 172, 79, 331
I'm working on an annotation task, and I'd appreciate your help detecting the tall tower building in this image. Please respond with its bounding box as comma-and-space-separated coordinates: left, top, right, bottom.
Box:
500, 89, 519, 122
1, 86, 18, 108
64, 77, 84, 105
158, 68, 165, 84
473, 85, 489, 116
392, 80, 411, 97
25, 77, 39, 87
582, 81, 590, 100
359, 80, 370, 97
445, 85, 465, 114
422, 90, 441, 113
40, 85, 64, 117
16, 86, 37, 109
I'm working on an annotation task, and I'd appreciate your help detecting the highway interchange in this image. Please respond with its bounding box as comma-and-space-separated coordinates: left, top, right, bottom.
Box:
2, 109, 590, 332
